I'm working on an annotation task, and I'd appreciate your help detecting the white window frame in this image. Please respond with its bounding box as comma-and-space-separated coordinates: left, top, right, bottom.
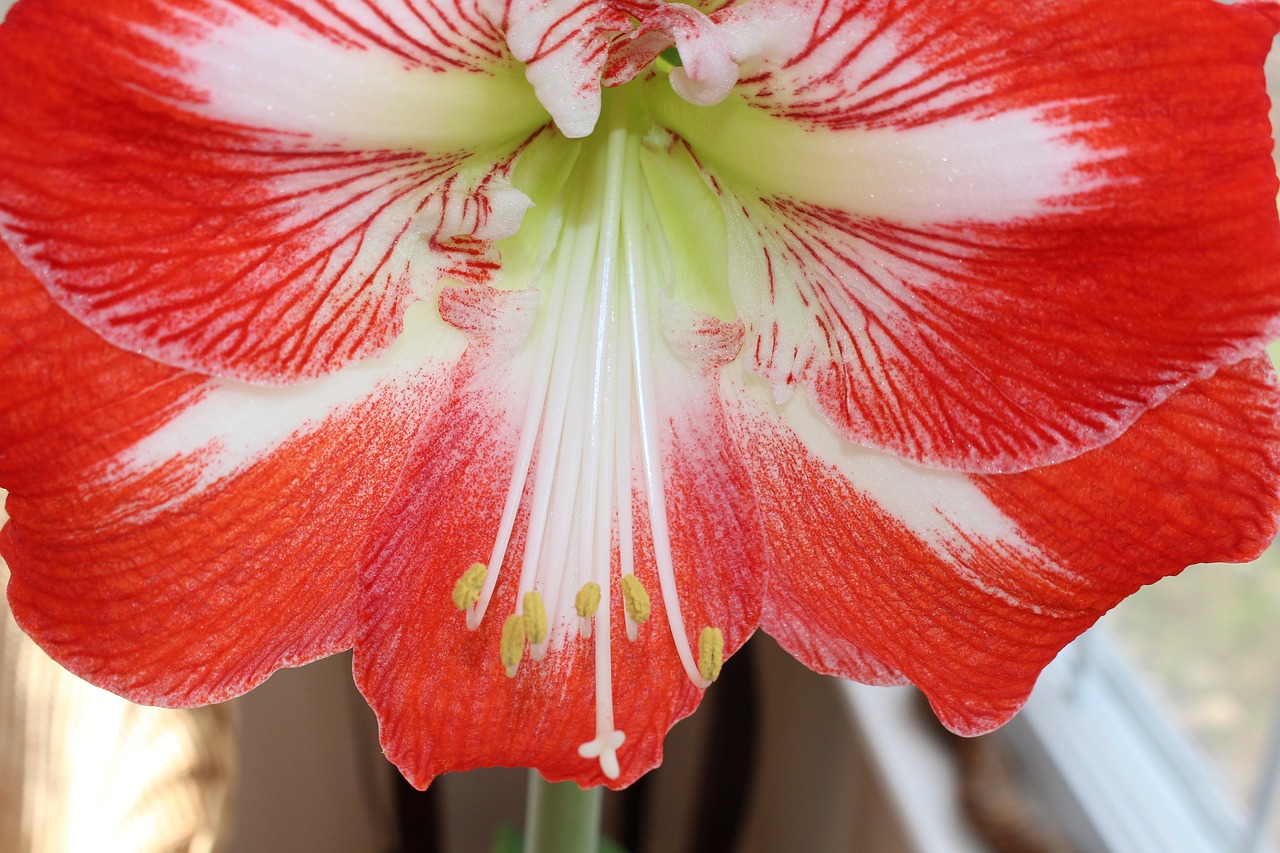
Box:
842, 627, 1280, 853
1000, 631, 1279, 853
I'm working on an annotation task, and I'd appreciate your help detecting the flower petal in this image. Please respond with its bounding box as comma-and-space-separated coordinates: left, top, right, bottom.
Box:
506, 0, 632, 138
0, 0, 546, 383
0, 244, 463, 705
603, 3, 738, 107
726, 356, 1280, 734
655, 0, 1280, 471
355, 286, 766, 788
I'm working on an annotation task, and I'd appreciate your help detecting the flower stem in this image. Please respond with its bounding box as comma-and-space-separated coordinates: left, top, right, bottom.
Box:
523, 771, 602, 853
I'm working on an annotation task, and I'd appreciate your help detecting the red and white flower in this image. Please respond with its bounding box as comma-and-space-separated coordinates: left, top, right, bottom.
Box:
1, 0, 1279, 788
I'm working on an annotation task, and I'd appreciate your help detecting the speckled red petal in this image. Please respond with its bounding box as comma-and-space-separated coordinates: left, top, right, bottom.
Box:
731, 357, 1280, 734
355, 288, 766, 788
681, 0, 1280, 472
0, 244, 459, 705
0, 0, 544, 382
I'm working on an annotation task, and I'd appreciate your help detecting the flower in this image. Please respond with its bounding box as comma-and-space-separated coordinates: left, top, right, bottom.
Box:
2, 0, 1280, 790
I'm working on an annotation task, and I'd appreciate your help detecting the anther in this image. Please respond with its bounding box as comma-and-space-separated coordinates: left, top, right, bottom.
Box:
620, 574, 651, 625
697, 627, 724, 683
500, 613, 526, 678
575, 582, 602, 617
452, 562, 487, 610
523, 590, 549, 645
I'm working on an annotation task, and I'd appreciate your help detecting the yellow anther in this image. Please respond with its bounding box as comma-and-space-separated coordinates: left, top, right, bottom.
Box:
523, 590, 548, 644
451, 562, 487, 610
698, 627, 724, 683
575, 582, 602, 618
620, 574, 651, 625
500, 613, 526, 677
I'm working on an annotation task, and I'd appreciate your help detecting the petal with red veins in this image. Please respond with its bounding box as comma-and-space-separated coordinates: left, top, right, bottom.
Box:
603, 3, 738, 107
653, 0, 1280, 471
0, 245, 465, 705
506, 0, 632, 138
725, 356, 1280, 734
0, 0, 547, 383
355, 286, 766, 789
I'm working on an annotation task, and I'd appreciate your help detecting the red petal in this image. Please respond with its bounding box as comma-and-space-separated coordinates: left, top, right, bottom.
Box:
0, 0, 542, 383
0, 245, 457, 705
729, 357, 1280, 734
688, 0, 1280, 471
355, 287, 766, 788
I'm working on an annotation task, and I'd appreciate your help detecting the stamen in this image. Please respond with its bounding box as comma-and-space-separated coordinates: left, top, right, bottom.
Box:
698, 627, 724, 682
452, 562, 487, 610
622, 156, 710, 690
573, 90, 628, 655
500, 613, 526, 678
575, 582, 602, 617
614, 283, 639, 643
522, 590, 549, 645
512, 209, 597, 617
576, 581, 600, 639
467, 188, 592, 631
620, 574, 651, 626
463, 92, 723, 781
523, 288, 596, 660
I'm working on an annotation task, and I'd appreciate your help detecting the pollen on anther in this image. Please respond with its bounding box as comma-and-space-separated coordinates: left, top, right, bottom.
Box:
698, 627, 724, 683
575, 582, 602, 617
523, 590, 549, 645
451, 562, 487, 610
620, 575, 651, 625
500, 613, 526, 678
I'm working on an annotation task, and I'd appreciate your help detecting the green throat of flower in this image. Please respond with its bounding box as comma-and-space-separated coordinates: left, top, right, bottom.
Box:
499, 83, 736, 321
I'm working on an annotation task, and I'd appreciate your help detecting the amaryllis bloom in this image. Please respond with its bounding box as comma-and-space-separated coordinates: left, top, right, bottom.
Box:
2, 0, 1280, 790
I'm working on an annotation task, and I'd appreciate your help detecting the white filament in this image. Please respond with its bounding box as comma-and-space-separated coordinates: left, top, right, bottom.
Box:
467, 209, 566, 624
466, 95, 712, 781
623, 190, 711, 690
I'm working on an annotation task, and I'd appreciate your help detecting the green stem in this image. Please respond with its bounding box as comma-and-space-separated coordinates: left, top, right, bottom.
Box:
523, 770, 602, 853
